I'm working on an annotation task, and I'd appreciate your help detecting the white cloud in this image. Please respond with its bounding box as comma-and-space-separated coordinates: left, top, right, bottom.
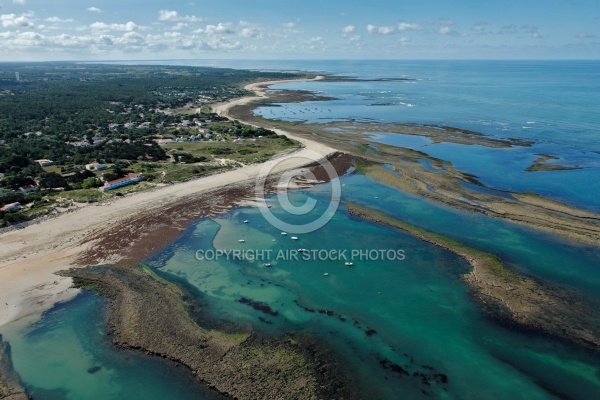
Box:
397, 22, 421, 31
439, 26, 452, 35
90, 21, 140, 33
172, 22, 188, 31
46, 17, 74, 23
201, 23, 234, 35
399, 37, 411, 45
0, 29, 246, 55
367, 24, 394, 35
306, 36, 324, 50
471, 22, 487, 32
118, 31, 145, 46
87, 7, 102, 13
158, 10, 178, 21
97, 35, 114, 46
158, 10, 201, 23
342, 25, 355, 34
13, 0, 27, 5
282, 22, 295, 28
239, 27, 261, 38
1, 12, 34, 28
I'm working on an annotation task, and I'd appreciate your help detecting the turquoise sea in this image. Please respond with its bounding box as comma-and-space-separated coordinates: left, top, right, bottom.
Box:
2, 60, 600, 399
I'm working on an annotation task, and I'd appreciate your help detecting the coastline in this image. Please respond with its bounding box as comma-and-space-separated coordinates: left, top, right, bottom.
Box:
0, 75, 335, 330
0, 336, 28, 400
215, 79, 600, 351
62, 264, 354, 399
224, 93, 600, 246
2, 72, 600, 398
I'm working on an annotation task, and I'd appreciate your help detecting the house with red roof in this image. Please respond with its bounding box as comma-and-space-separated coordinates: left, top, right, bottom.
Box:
99, 173, 143, 192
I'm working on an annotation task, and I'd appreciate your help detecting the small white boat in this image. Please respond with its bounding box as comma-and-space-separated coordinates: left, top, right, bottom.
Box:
291, 236, 298, 240
264, 263, 271, 267
345, 262, 354, 266
281, 232, 287, 236
323, 272, 329, 276
238, 239, 245, 243
298, 248, 308, 253
243, 220, 249, 224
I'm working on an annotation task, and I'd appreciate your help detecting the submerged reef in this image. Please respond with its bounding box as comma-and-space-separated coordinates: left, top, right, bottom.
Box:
0, 337, 29, 400
346, 202, 600, 353
62, 264, 355, 400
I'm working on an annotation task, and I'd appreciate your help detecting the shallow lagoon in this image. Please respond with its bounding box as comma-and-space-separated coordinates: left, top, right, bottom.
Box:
368, 132, 600, 212
254, 60, 600, 212
2, 174, 600, 399
3, 59, 600, 398
146, 175, 600, 399
1, 291, 223, 400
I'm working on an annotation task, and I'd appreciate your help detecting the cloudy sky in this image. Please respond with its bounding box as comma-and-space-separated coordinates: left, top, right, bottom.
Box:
1, 0, 599, 61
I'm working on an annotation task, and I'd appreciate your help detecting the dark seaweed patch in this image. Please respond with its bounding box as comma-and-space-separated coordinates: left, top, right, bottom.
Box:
237, 297, 279, 316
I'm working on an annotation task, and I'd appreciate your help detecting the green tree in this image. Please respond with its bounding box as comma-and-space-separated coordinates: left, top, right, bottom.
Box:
82, 177, 100, 189
0, 188, 25, 207
39, 172, 68, 189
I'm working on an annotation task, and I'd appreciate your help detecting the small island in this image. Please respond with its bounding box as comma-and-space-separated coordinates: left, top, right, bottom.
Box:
525, 154, 582, 172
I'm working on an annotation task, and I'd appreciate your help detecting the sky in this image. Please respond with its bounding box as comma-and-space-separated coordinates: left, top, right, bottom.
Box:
0, 0, 599, 61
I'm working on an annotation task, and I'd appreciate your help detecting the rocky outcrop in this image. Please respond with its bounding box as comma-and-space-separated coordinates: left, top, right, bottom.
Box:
0, 337, 29, 400
63, 265, 354, 400
346, 202, 600, 353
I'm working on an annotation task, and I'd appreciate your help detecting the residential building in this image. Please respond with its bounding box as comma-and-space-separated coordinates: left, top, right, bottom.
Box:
35, 159, 54, 167
1, 202, 22, 212
100, 173, 144, 191
85, 162, 107, 171
154, 138, 175, 145
18, 184, 37, 193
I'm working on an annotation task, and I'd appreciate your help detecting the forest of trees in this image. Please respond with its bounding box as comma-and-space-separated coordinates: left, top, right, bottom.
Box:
0, 63, 304, 224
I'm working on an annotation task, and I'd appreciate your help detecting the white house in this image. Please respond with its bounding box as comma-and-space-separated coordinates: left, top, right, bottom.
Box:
1, 202, 22, 212
100, 173, 144, 191
35, 159, 54, 167
18, 184, 37, 193
85, 162, 107, 171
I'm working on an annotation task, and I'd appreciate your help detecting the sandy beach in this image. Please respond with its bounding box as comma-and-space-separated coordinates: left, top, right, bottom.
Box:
0, 77, 335, 329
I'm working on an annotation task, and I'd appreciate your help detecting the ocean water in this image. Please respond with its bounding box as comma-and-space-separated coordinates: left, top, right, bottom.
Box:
1, 291, 223, 400
251, 60, 600, 211
2, 60, 600, 399
146, 179, 600, 399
